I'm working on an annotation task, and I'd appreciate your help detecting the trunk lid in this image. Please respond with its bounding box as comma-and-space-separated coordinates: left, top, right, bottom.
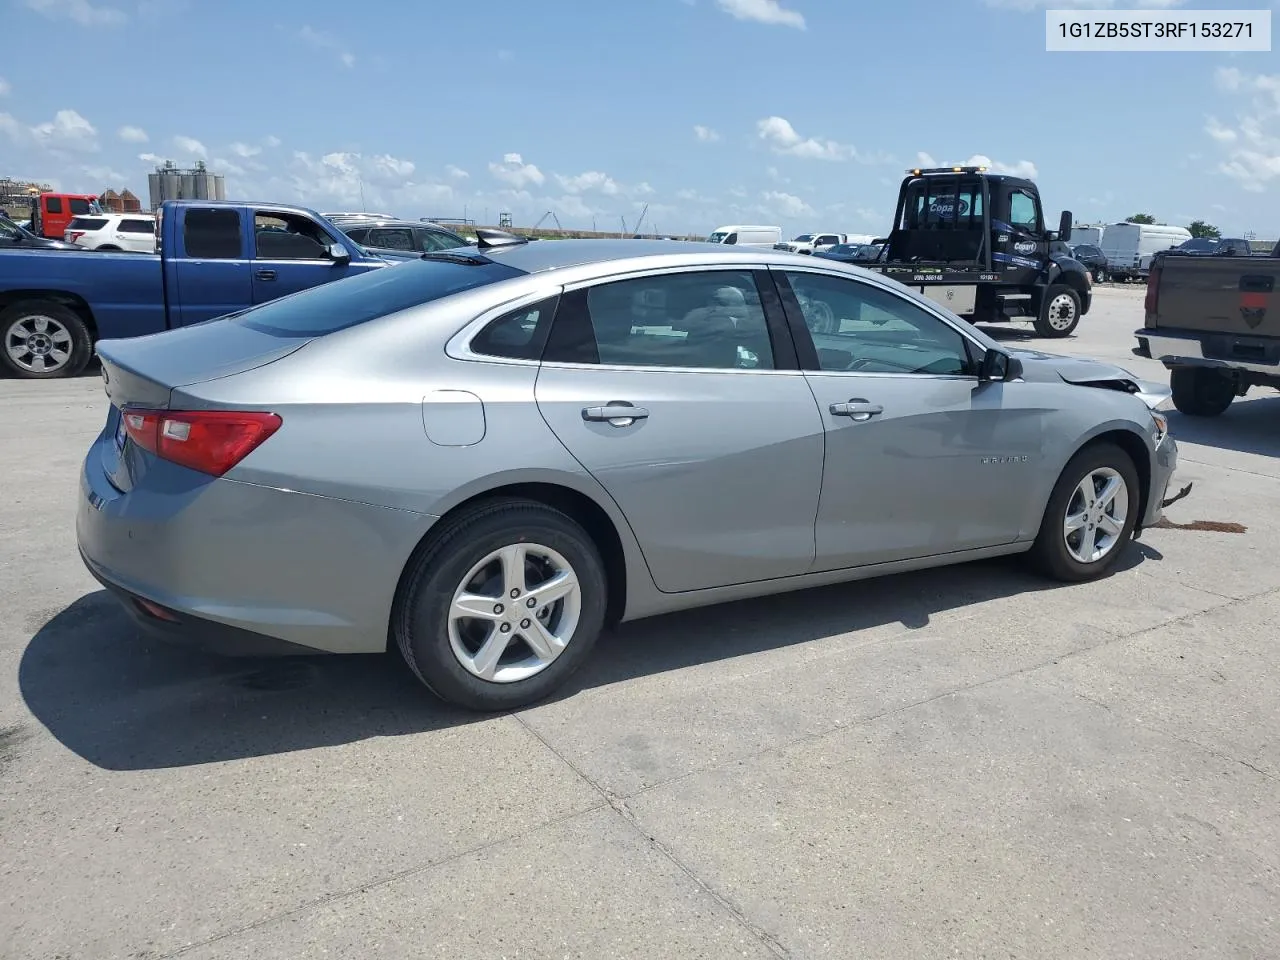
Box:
96, 319, 311, 492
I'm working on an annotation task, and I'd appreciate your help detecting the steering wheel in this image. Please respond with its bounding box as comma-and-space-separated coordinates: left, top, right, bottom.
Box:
807, 300, 837, 334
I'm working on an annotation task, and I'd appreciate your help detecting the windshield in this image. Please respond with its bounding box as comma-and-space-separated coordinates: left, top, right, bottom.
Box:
793, 234, 814, 242
707, 231, 728, 243
234, 257, 527, 337
0, 214, 25, 240
1178, 238, 1217, 252
901, 178, 984, 229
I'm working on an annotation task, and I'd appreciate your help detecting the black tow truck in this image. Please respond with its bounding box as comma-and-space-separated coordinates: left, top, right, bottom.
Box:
862, 165, 1093, 338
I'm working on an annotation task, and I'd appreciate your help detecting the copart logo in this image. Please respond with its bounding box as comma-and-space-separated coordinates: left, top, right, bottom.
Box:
929, 197, 969, 218
1013, 240, 1038, 255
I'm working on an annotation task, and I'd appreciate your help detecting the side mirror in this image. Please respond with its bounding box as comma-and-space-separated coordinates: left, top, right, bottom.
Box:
1058, 211, 1073, 242
327, 242, 350, 262
980, 350, 1024, 382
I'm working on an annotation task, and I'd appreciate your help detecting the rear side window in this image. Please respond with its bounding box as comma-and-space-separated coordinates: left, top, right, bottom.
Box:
234, 257, 527, 337
68, 217, 108, 231
118, 218, 155, 234
470, 297, 559, 360
344, 227, 370, 243
184, 209, 242, 259
45, 197, 64, 214
367, 227, 415, 251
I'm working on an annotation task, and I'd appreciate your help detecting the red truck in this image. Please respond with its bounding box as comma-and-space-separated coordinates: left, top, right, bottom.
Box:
29, 192, 103, 239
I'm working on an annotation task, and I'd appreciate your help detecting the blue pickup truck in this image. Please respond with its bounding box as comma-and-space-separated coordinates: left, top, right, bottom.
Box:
0, 200, 406, 378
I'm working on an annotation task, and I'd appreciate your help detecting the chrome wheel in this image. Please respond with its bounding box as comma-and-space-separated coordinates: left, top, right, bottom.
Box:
447, 542, 582, 683
5, 314, 73, 374
1063, 467, 1128, 564
1045, 293, 1077, 332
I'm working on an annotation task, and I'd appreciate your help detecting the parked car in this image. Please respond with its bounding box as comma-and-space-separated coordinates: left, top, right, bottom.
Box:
78, 234, 1184, 712
705, 225, 782, 247
815, 242, 884, 264
0, 200, 397, 378
1069, 242, 1108, 280
1, 213, 77, 250
1169, 236, 1256, 258
333, 217, 469, 255
1099, 222, 1191, 282
1134, 244, 1280, 416
64, 213, 157, 253
775, 232, 851, 255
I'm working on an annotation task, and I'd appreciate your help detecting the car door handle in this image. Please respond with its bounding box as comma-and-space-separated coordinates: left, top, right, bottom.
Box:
582, 403, 649, 426
255, 269, 277, 281
830, 399, 883, 421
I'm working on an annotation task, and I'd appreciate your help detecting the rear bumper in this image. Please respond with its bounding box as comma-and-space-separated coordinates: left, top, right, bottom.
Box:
1133, 328, 1280, 379
76, 429, 436, 656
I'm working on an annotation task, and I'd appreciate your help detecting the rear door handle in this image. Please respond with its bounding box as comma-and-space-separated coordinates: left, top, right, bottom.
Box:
582, 403, 649, 426
255, 269, 277, 281
830, 399, 883, 421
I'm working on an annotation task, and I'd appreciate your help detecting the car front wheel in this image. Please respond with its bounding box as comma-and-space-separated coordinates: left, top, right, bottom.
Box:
393, 498, 608, 711
1029, 442, 1140, 582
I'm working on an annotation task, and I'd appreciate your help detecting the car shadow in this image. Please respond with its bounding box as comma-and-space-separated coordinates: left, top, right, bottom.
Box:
1167, 396, 1280, 458
20, 545, 1159, 772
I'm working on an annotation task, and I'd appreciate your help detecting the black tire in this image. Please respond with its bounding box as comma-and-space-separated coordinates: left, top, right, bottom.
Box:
1170, 366, 1235, 417
95, 245, 122, 251
1033, 284, 1082, 338
0, 299, 93, 379
393, 498, 608, 711
1029, 441, 1141, 583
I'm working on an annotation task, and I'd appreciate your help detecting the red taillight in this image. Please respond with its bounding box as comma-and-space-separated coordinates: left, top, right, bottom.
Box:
1144, 265, 1161, 322
67, 231, 84, 243
121, 408, 282, 477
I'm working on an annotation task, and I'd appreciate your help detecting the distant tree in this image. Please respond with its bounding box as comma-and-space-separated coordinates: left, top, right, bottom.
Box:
1187, 220, 1221, 239
1125, 213, 1157, 224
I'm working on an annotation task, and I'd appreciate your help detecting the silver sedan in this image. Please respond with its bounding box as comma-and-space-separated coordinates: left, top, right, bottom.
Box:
77, 235, 1183, 711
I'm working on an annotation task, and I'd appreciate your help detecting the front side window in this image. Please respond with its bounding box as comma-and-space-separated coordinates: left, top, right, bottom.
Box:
545, 270, 775, 370
253, 211, 336, 260
723, 233, 738, 245
0, 216, 21, 241
1009, 190, 1039, 231
782, 271, 972, 376
68, 198, 92, 215
421, 229, 467, 252
45, 197, 64, 215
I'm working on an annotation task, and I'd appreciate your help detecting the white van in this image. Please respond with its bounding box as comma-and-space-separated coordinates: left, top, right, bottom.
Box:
707, 224, 782, 247
1100, 222, 1192, 280
1068, 224, 1105, 246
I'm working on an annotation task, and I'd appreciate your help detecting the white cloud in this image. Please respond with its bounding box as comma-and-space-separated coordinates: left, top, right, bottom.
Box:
264, 135, 282, 148
229, 141, 260, 158
761, 190, 813, 217
6, 108, 101, 153
445, 164, 469, 179
1206, 68, 1280, 191
715, 0, 805, 29
555, 170, 620, 195
298, 24, 355, 68
138, 152, 164, 164
693, 124, 721, 142
22, 0, 127, 26
171, 135, 206, 158
757, 116, 859, 161
915, 150, 1038, 178
271, 150, 450, 212
633, 181, 655, 196
117, 125, 148, 143
489, 152, 545, 188
212, 157, 246, 177
0, 77, 10, 97
81, 163, 128, 183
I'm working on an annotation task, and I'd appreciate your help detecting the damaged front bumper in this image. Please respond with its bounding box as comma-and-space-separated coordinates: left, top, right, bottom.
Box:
1135, 432, 1186, 537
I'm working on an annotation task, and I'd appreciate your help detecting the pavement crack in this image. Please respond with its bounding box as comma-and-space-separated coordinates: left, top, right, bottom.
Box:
515, 714, 792, 959
148, 799, 609, 960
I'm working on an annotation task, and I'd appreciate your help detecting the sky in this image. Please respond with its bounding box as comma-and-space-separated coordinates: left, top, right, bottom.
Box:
2, 0, 1279, 238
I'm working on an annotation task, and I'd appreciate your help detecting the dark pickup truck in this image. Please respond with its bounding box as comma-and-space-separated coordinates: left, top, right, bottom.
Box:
1134, 248, 1280, 416
0, 200, 405, 378
860, 165, 1092, 338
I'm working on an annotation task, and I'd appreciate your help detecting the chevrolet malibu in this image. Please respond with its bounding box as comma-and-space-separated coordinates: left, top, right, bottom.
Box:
78, 234, 1182, 711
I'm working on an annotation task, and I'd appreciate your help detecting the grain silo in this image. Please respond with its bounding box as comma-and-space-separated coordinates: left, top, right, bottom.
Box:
147, 160, 229, 209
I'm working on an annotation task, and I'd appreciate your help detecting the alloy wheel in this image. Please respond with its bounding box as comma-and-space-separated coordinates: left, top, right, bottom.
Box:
1063, 467, 1129, 564
5, 315, 73, 374
447, 542, 583, 683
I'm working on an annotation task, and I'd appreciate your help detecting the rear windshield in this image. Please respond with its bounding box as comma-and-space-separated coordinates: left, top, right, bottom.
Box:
233, 257, 527, 337
68, 217, 108, 231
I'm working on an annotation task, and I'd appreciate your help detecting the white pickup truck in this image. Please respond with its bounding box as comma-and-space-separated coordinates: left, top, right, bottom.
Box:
774, 232, 876, 255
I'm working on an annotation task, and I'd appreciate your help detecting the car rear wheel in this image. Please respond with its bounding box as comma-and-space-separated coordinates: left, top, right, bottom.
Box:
393, 498, 608, 711
0, 300, 93, 379
1033, 284, 1081, 338
1029, 442, 1140, 582
1170, 366, 1235, 417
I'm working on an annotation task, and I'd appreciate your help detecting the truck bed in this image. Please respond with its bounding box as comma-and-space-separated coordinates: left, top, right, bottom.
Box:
1143, 254, 1279, 338
0, 247, 167, 340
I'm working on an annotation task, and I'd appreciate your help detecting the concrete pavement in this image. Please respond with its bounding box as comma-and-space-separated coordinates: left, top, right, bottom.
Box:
2, 285, 1277, 959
